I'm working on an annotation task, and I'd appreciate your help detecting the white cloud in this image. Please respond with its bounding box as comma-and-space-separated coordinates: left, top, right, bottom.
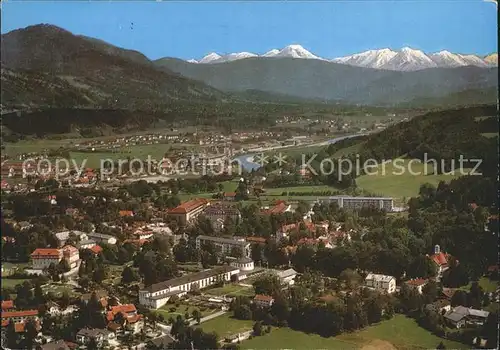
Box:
484, 0, 497, 5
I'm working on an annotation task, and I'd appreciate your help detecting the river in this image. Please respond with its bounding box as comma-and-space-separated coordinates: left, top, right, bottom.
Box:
234, 133, 366, 171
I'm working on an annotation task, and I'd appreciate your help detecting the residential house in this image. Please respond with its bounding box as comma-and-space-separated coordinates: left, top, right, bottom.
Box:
444, 306, 490, 328
425, 299, 452, 315
364, 273, 397, 294
253, 295, 274, 308
147, 335, 175, 349
76, 328, 115, 346
223, 192, 237, 201
404, 278, 428, 294
2, 300, 14, 310
167, 198, 210, 226
139, 266, 240, 309
89, 245, 103, 255
37, 340, 70, 350
119, 210, 134, 218
106, 304, 143, 334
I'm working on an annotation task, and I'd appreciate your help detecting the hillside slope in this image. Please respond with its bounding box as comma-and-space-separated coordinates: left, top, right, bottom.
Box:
1, 24, 224, 111
155, 57, 498, 105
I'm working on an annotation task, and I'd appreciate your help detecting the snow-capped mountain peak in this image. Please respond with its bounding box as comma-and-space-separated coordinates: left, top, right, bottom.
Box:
332, 48, 397, 69
216, 52, 258, 63
198, 52, 221, 64
189, 46, 496, 70
274, 44, 321, 60
187, 59, 198, 64
263, 49, 280, 57
429, 50, 467, 67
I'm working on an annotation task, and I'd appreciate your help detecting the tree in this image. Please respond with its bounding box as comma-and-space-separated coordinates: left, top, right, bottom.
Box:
23, 318, 39, 349
5, 321, 19, 349
436, 341, 446, 349
253, 321, 263, 336
121, 266, 138, 284
451, 290, 468, 307
253, 274, 282, 296
192, 309, 201, 324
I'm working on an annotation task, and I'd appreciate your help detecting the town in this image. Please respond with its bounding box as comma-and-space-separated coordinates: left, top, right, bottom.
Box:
1, 2, 498, 350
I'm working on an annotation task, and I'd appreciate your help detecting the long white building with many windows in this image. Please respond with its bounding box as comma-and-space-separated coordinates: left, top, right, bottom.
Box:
196, 235, 251, 258
325, 196, 393, 212
139, 266, 240, 309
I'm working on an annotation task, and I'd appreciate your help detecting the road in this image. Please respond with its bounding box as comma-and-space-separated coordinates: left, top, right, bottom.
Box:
189, 310, 227, 326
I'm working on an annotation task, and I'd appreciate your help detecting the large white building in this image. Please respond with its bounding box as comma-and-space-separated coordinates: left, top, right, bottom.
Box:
364, 273, 396, 294
196, 235, 251, 258
30, 245, 80, 270
325, 196, 393, 212
87, 232, 117, 245
139, 266, 240, 309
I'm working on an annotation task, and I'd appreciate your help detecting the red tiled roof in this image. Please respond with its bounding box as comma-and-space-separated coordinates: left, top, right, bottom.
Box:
62, 245, 78, 255
262, 201, 288, 215
405, 278, 428, 287
123, 239, 148, 246
469, 203, 478, 210
90, 245, 103, 254
30, 248, 61, 258
246, 236, 266, 244
119, 210, 134, 217
106, 304, 138, 322
14, 320, 41, 333
487, 265, 498, 272
1, 309, 39, 319
168, 198, 209, 214
254, 294, 274, 302
1, 301, 14, 310
224, 192, 236, 197
430, 252, 448, 266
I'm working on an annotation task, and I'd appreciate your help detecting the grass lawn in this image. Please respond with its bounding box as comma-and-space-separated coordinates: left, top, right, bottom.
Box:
41, 283, 76, 297
485, 302, 499, 313
241, 315, 467, 350
332, 142, 364, 158
356, 159, 468, 201
265, 185, 338, 196
458, 277, 498, 293
198, 314, 254, 339
156, 303, 215, 321
1, 278, 30, 288
204, 284, 254, 297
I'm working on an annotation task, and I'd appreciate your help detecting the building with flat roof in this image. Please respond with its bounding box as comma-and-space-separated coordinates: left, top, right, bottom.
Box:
324, 196, 393, 211
364, 273, 396, 294
167, 198, 210, 225
196, 235, 251, 258
139, 265, 240, 309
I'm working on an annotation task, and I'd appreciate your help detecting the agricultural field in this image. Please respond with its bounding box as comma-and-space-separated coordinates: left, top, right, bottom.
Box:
356, 158, 468, 201
240, 315, 467, 350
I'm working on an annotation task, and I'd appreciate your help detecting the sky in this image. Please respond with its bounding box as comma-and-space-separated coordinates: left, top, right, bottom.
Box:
1, 1, 497, 60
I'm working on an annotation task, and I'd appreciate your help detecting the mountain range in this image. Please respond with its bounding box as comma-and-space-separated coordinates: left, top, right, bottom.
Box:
187, 45, 497, 71
0, 24, 498, 113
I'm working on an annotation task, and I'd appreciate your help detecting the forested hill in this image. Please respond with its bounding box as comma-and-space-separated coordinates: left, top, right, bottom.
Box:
358, 105, 498, 176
